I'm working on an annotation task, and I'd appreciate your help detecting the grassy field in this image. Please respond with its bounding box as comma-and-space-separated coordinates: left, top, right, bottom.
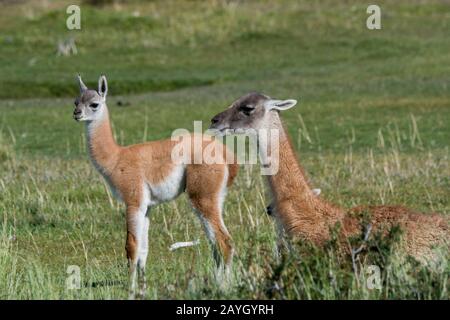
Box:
0, 0, 449, 299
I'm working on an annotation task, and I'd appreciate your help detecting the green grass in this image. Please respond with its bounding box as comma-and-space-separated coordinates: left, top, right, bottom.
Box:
0, 0, 449, 299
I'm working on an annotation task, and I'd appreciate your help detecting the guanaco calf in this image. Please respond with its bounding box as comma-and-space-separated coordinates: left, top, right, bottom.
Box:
210, 92, 449, 263
73, 75, 238, 298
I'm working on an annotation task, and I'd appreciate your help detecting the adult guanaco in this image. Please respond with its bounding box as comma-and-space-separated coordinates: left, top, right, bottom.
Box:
209, 92, 448, 263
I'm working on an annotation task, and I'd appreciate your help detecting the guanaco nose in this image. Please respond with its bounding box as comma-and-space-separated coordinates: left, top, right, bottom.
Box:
211, 115, 220, 125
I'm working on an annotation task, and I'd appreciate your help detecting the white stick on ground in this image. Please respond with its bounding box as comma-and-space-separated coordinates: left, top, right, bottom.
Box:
170, 192, 323, 252
169, 239, 200, 251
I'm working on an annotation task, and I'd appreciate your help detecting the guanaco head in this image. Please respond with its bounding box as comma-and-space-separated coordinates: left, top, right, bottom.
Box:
73, 75, 108, 122
209, 92, 297, 134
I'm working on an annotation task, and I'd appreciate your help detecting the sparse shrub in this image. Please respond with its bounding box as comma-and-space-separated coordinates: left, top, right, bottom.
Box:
233, 224, 449, 299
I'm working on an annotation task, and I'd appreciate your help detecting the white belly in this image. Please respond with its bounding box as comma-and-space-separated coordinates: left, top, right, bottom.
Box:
147, 165, 186, 205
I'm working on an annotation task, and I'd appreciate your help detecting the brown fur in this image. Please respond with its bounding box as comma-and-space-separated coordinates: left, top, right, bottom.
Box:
210, 92, 449, 263
272, 120, 448, 262
74, 76, 238, 297
86, 111, 238, 264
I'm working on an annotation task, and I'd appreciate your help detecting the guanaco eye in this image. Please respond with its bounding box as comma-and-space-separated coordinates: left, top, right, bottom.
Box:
90, 103, 99, 109
240, 105, 254, 116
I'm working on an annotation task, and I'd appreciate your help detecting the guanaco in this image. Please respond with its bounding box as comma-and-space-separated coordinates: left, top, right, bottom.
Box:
73, 75, 238, 298
209, 92, 448, 263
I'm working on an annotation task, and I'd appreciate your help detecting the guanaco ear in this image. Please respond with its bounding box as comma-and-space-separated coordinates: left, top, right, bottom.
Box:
98, 75, 108, 99
264, 99, 297, 111
77, 74, 88, 93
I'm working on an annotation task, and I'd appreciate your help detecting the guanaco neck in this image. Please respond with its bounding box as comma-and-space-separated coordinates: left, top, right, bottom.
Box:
85, 105, 121, 176
259, 112, 316, 205
259, 112, 344, 231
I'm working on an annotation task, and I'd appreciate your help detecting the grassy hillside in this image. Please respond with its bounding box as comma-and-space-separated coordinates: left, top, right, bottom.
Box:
0, 0, 449, 299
